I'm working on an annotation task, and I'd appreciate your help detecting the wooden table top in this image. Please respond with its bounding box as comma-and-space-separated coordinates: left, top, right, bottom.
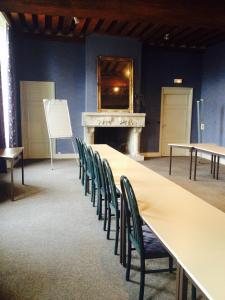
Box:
168, 143, 216, 149
0, 147, 24, 159
193, 144, 225, 156
168, 143, 193, 148
92, 144, 225, 300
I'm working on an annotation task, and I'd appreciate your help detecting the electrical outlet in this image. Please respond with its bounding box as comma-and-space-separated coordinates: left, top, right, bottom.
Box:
200, 123, 205, 130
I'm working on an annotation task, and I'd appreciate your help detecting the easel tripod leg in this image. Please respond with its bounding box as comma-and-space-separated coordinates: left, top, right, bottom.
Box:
49, 138, 54, 170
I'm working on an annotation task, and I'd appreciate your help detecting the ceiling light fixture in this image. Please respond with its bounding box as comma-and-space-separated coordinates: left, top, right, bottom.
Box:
174, 78, 183, 84
113, 86, 120, 93
164, 33, 170, 40
73, 16, 80, 24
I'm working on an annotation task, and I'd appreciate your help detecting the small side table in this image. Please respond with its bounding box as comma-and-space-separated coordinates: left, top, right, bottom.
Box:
0, 147, 24, 201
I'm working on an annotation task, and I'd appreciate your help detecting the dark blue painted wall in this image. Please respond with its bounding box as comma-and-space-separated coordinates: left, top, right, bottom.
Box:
15, 36, 85, 153
141, 45, 203, 151
14, 33, 204, 154
201, 42, 225, 145
85, 34, 142, 112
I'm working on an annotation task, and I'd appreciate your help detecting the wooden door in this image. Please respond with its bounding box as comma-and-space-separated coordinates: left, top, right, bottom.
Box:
20, 81, 55, 159
160, 87, 193, 156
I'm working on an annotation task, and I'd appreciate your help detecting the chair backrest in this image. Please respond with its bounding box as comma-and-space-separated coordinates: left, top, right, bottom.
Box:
95, 151, 107, 195
102, 159, 119, 211
75, 137, 82, 163
87, 146, 95, 179
83, 143, 91, 173
93, 151, 102, 187
79, 139, 86, 167
120, 175, 143, 253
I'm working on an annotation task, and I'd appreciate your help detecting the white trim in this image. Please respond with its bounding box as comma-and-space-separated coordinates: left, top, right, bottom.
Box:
54, 153, 78, 159
159, 87, 193, 156
142, 152, 161, 158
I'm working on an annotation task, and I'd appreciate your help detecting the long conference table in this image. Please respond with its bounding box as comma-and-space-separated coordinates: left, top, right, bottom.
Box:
92, 144, 225, 300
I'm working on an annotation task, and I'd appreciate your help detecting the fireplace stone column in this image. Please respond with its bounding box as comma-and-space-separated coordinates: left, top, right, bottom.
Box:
128, 127, 143, 161
84, 127, 95, 144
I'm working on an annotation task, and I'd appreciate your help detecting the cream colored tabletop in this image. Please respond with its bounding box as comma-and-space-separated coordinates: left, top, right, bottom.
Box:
192, 143, 225, 156
168, 143, 216, 150
92, 144, 225, 300
0, 147, 24, 159
168, 143, 193, 148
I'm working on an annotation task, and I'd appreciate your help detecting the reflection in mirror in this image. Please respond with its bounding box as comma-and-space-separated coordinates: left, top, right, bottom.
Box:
97, 56, 133, 112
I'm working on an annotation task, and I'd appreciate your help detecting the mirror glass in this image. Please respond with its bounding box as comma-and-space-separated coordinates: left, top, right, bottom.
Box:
97, 56, 133, 112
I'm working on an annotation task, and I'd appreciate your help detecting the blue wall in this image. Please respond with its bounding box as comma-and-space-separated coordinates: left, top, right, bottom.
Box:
85, 34, 142, 112
201, 42, 225, 145
15, 36, 85, 153
141, 45, 203, 151
14, 34, 205, 154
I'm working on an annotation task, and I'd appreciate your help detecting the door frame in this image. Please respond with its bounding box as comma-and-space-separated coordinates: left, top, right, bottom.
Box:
20, 80, 56, 159
159, 87, 193, 156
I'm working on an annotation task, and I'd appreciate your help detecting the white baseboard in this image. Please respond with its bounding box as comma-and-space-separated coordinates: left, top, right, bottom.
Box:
54, 153, 78, 159
142, 152, 161, 158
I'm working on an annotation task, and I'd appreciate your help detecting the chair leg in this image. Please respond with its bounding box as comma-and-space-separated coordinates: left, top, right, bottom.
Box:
103, 197, 108, 231
114, 215, 119, 255
96, 191, 100, 215
126, 238, 131, 281
84, 175, 87, 195
85, 175, 89, 196
107, 208, 111, 239
139, 257, 145, 300
81, 169, 84, 186
79, 163, 81, 179
92, 182, 95, 206
98, 194, 102, 220
169, 256, 173, 273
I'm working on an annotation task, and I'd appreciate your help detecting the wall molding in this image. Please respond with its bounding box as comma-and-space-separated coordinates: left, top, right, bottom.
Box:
54, 153, 78, 159
142, 152, 161, 158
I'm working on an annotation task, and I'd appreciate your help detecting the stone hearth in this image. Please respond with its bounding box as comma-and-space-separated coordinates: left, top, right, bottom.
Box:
82, 112, 146, 161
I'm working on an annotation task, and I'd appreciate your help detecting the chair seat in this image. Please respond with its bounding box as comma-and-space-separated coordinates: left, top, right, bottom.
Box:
142, 225, 169, 259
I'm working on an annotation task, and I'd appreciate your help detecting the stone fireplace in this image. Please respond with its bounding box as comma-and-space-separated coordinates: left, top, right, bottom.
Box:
82, 112, 146, 161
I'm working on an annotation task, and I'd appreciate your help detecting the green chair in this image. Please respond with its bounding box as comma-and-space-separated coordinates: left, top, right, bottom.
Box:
93, 151, 105, 221
79, 140, 86, 186
83, 144, 93, 197
120, 175, 174, 300
75, 137, 83, 181
88, 146, 97, 206
102, 159, 120, 255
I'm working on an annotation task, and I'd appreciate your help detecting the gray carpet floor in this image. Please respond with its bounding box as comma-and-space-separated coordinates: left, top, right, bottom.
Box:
0, 156, 220, 300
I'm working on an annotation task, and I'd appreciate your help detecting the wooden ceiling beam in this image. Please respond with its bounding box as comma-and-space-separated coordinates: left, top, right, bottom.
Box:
24, 13, 34, 32
62, 16, 73, 35
131, 22, 152, 38
51, 15, 60, 34
73, 18, 86, 37
85, 18, 100, 34
37, 14, 45, 33
10, 12, 22, 30
120, 22, 139, 36
1, 1, 225, 29
98, 19, 114, 34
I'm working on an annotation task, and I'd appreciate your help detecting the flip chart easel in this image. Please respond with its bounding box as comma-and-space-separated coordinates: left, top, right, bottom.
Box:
43, 99, 76, 169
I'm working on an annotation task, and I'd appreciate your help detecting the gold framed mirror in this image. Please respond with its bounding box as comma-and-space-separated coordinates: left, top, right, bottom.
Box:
97, 56, 133, 112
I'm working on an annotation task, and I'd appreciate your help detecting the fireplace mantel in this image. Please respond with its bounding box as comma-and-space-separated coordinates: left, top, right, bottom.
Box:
82, 112, 146, 161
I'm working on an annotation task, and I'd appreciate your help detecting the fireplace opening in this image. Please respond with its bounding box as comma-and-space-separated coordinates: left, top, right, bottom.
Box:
95, 127, 130, 153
